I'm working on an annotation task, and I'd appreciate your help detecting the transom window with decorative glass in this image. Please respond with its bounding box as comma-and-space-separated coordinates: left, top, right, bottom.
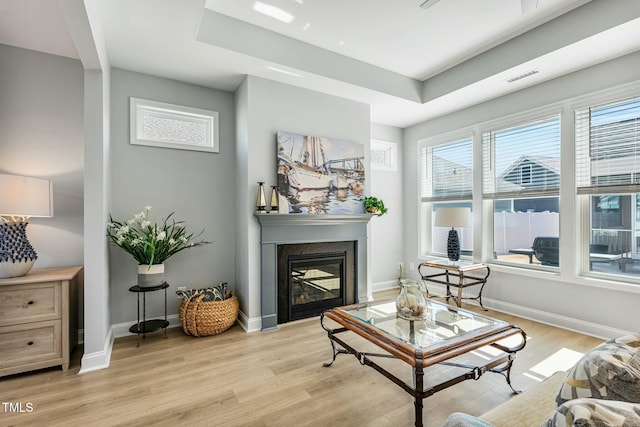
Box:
576, 96, 640, 278
370, 139, 397, 171
130, 97, 219, 153
482, 115, 561, 267
421, 137, 473, 258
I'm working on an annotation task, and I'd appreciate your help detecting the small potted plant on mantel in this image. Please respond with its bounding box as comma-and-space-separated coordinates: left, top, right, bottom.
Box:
362, 196, 388, 216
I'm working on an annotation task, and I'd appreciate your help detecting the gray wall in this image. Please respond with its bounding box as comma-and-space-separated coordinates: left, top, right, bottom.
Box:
109, 68, 236, 323
236, 76, 370, 330
370, 123, 403, 289
0, 44, 84, 270
403, 51, 640, 338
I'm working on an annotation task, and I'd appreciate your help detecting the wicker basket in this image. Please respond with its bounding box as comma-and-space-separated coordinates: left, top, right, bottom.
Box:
179, 293, 239, 337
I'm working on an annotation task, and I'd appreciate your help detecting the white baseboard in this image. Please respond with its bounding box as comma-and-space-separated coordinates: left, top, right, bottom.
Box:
371, 280, 398, 293
109, 311, 260, 339
238, 310, 262, 332
483, 297, 630, 340
79, 327, 114, 374
111, 314, 182, 338
421, 282, 628, 340
82, 285, 625, 375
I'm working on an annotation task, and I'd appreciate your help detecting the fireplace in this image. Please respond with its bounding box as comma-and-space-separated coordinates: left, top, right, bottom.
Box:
255, 214, 372, 330
277, 242, 356, 323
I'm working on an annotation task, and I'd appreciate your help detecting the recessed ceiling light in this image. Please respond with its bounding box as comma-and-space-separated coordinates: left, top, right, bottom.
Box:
302, 22, 311, 31
339, 41, 345, 46
267, 66, 301, 77
253, 1, 294, 23
292, 0, 304, 4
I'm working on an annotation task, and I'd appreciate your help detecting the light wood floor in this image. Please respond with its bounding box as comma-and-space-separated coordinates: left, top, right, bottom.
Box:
0, 290, 603, 427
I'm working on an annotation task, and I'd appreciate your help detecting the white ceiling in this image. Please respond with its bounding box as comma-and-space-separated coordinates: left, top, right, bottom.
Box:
0, 0, 78, 59
204, 0, 585, 81
2, 0, 640, 128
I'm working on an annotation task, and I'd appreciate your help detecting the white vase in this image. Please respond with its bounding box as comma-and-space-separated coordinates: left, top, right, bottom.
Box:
0, 259, 36, 279
137, 263, 165, 288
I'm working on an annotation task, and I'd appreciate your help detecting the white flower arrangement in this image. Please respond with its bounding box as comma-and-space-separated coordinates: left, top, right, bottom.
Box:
107, 205, 210, 265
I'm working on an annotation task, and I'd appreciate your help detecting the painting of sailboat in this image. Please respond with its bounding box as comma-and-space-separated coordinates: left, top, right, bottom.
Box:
277, 131, 365, 214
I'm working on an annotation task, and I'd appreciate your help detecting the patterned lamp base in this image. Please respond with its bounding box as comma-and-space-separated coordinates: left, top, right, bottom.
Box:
447, 228, 460, 262
0, 218, 38, 278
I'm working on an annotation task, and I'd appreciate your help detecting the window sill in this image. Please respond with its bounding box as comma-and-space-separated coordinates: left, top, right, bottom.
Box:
486, 261, 640, 294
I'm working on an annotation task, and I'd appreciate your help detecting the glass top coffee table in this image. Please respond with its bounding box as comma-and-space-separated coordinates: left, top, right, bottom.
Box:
321, 298, 526, 427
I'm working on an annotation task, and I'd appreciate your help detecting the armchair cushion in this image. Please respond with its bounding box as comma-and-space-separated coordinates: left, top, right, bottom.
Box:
442, 413, 493, 427
542, 398, 640, 427
556, 333, 640, 406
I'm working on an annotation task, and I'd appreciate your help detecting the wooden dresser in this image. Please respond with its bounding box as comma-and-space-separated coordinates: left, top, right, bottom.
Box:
0, 266, 83, 377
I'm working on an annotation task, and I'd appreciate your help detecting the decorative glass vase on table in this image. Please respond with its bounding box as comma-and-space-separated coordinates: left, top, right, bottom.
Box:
106, 205, 211, 287
396, 279, 428, 321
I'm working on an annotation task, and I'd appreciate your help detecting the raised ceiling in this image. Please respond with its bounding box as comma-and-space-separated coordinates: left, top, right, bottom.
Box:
1, 0, 640, 128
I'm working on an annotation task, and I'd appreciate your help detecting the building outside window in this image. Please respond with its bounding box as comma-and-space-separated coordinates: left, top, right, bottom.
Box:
482, 116, 561, 267
576, 96, 640, 277
421, 138, 473, 257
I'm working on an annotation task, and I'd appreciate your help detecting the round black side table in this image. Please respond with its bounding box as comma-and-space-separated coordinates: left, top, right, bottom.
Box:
128, 282, 170, 347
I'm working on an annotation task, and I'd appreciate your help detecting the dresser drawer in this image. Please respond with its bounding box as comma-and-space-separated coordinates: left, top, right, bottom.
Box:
0, 320, 62, 370
0, 281, 61, 326
0, 267, 82, 377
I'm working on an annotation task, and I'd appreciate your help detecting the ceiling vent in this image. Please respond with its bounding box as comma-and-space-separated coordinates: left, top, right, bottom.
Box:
420, 0, 441, 9
506, 70, 539, 83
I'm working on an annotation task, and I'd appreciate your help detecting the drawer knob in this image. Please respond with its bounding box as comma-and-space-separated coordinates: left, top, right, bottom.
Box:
27, 341, 34, 346
23, 300, 34, 308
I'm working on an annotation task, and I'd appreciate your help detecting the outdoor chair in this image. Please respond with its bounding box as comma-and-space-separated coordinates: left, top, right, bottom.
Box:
531, 236, 559, 266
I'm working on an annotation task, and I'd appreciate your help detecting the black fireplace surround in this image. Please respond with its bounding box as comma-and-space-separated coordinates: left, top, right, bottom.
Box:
277, 241, 356, 323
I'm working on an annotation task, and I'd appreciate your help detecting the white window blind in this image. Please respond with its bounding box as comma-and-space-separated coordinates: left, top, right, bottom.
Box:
576, 97, 640, 195
482, 116, 561, 199
421, 138, 473, 202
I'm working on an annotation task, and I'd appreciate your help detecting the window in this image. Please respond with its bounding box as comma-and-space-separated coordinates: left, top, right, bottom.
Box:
130, 97, 219, 153
482, 116, 561, 267
370, 139, 397, 171
520, 165, 532, 185
576, 96, 640, 277
421, 138, 473, 257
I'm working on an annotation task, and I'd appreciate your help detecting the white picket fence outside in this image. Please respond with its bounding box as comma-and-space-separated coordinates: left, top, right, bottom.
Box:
493, 211, 559, 255
433, 211, 559, 255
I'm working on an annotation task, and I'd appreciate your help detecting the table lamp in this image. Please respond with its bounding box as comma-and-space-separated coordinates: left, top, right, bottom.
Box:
0, 174, 53, 278
435, 207, 471, 262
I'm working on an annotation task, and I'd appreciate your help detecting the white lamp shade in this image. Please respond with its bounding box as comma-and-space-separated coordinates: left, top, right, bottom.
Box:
0, 174, 53, 217
434, 207, 471, 228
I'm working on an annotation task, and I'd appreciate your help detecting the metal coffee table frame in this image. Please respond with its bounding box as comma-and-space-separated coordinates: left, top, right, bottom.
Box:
321, 300, 526, 427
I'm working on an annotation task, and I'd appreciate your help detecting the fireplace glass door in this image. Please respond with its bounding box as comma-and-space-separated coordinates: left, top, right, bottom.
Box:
289, 253, 346, 321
